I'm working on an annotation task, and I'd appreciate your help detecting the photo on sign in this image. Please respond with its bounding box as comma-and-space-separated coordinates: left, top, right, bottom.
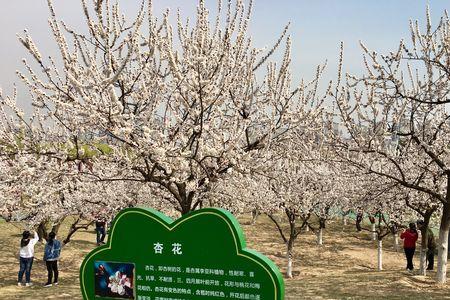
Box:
94, 261, 135, 299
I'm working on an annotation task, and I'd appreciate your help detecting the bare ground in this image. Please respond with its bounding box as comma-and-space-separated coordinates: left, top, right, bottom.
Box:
1, 215, 449, 299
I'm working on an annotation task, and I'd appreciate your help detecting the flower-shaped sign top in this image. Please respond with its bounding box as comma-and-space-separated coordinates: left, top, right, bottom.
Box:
80, 207, 284, 300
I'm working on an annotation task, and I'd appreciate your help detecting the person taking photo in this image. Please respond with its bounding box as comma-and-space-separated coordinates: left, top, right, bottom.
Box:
18, 230, 39, 286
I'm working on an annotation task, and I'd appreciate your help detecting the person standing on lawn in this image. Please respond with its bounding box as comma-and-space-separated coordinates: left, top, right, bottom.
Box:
400, 222, 419, 271
18, 230, 39, 286
43, 231, 62, 287
417, 220, 436, 270
425, 228, 436, 270
95, 217, 107, 245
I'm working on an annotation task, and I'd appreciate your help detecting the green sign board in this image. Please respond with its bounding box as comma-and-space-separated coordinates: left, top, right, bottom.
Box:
80, 207, 284, 300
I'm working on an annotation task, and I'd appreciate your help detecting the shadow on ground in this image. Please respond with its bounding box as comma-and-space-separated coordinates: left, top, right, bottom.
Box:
1, 214, 450, 299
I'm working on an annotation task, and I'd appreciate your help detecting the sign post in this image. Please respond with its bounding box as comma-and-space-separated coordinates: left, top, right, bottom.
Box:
80, 207, 284, 299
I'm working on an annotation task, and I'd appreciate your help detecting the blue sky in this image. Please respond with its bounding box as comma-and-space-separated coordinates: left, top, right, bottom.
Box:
0, 0, 446, 105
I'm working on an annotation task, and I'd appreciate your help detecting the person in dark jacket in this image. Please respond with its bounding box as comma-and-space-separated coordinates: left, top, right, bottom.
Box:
400, 222, 419, 271
417, 220, 436, 270
425, 229, 436, 270
43, 231, 62, 287
95, 218, 106, 245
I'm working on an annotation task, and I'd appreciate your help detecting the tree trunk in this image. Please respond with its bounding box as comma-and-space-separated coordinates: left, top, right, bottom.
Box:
436, 200, 450, 284
268, 209, 298, 279
317, 218, 326, 245
181, 203, 192, 215
418, 211, 432, 276
419, 248, 427, 276
36, 221, 48, 242
177, 185, 195, 215
371, 223, 376, 241
377, 239, 383, 271
393, 233, 399, 252
286, 240, 294, 278
251, 209, 259, 225
51, 216, 66, 235
317, 228, 323, 245
62, 217, 93, 244
356, 213, 363, 231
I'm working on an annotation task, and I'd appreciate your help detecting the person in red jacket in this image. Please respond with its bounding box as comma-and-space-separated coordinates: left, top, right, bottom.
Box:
400, 222, 419, 271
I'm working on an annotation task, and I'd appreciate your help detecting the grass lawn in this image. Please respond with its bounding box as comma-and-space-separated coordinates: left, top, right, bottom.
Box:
1, 214, 450, 299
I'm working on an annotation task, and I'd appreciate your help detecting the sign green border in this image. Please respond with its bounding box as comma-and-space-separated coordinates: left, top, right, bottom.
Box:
80, 207, 285, 299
